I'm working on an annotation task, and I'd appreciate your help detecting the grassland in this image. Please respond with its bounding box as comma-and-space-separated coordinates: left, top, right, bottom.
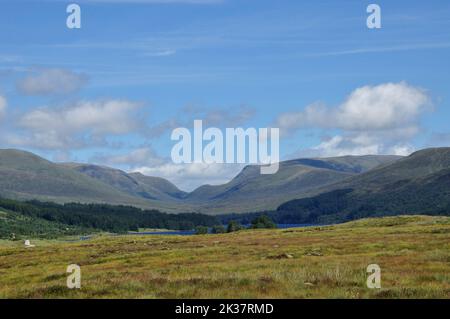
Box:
0, 215, 449, 299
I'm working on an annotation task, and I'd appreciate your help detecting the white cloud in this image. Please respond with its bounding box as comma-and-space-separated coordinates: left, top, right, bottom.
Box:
146, 104, 255, 137
94, 147, 165, 167
179, 104, 255, 127
92, 146, 242, 191
11, 99, 143, 150
275, 102, 329, 135
17, 68, 88, 96
135, 162, 243, 191
388, 144, 416, 156
335, 82, 430, 131
276, 82, 432, 157
311, 135, 415, 157
312, 136, 380, 157
276, 82, 430, 134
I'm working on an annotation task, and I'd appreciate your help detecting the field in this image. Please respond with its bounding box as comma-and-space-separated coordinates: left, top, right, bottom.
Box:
0, 215, 449, 298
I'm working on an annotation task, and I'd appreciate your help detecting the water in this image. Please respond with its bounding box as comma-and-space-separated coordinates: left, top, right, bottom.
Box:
70, 224, 319, 241
128, 230, 196, 236
127, 224, 315, 236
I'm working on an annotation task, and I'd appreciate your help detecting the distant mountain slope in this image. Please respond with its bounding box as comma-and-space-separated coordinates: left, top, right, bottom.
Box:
0, 148, 403, 214
0, 149, 125, 202
0, 149, 187, 212
129, 172, 187, 200
188, 155, 401, 214
276, 148, 450, 223
62, 163, 186, 201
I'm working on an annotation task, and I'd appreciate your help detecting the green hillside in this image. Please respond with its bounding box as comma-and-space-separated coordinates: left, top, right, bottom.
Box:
275, 148, 450, 224
0, 208, 91, 239
0, 148, 402, 214
0, 198, 219, 239
63, 163, 186, 201
0, 149, 189, 212
188, 155, 401, 214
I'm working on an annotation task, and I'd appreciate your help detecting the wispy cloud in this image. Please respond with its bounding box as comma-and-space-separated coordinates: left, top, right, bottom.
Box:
17, 68, 88, 96
141, 49, 177, 57
307, 42, 450, 57
0, 55, 21, 63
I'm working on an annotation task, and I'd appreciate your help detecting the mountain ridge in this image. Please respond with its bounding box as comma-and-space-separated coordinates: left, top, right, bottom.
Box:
273, 147, 450, 223
0, 149, 190, 212
185, 154, 402, 213
0, 147, 427, 215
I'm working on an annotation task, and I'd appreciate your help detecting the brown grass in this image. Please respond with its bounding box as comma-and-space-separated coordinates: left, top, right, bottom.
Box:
0, 215, 449, 298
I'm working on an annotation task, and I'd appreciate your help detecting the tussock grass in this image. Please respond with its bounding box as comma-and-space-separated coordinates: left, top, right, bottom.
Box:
0, 215, 449, 298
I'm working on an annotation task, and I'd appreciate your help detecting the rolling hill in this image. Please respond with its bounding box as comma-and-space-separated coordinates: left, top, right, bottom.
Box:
275, 148, 450, 224
0, 149, 401, 214
187, 155, 401, 213
0, 147, 449, 225
62, 163, 187, 201
0, 149, 188, 212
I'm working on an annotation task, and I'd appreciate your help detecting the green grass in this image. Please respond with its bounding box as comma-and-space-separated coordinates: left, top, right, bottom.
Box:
0, 215, 449, 298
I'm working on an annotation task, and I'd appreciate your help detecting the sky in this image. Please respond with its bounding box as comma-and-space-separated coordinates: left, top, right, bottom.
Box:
0, 0, 449, 191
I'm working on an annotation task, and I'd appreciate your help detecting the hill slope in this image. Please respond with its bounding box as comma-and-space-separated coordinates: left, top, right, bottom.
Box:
188, 155, 401, 214
0, 149, 186, 212
62, 163, 186, 201
1, 148, 448, 220
276, 148, 450, 223
0, 148, 401, 214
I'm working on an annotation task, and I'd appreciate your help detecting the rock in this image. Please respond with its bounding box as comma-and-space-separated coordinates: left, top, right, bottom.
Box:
304, 249, 323, 256
268, 253, 294, 259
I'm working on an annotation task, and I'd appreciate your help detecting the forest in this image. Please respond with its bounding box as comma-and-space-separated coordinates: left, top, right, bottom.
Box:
0, 198, 219, 238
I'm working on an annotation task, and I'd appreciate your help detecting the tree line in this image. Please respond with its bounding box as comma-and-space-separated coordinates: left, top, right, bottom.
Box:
0, 198, 219, 233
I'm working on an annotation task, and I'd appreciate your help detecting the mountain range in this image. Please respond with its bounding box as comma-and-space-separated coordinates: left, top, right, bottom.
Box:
0, 148, 449, 217
272, 147, 450, 223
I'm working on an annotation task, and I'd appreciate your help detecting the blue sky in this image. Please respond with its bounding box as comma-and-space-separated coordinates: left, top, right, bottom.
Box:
0, 0, 449, 190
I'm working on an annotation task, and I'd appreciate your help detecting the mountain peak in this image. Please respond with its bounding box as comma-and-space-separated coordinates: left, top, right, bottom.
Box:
1, 147, 447, 215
